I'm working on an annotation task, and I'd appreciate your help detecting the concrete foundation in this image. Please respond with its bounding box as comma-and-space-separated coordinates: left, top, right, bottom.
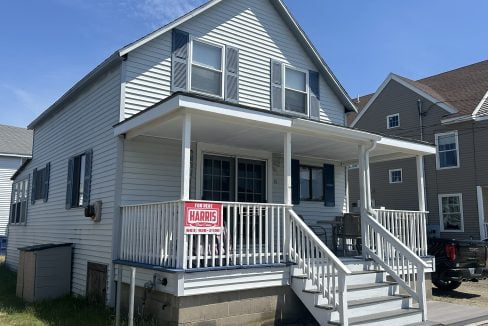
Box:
120, 285, 315, 326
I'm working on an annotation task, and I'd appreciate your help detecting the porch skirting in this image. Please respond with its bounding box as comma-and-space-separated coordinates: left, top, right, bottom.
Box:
119, 284, 314, 326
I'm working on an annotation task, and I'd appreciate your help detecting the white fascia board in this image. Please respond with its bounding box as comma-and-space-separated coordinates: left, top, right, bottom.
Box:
351, 74, 458, 127
291, 119, 380, 144
118, 0, 224, 56
0, 153, 32, 158
472, 90, 488, 117
441, 114, 474, 125
178, 96, 292, 128
377, 137, 436, 156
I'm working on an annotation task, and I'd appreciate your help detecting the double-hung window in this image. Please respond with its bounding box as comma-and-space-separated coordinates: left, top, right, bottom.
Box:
10, 178, 29, 225
389, 169, 402, 184
436, 131, 459, 169
191, 40, 223, 97
66, 150, 92, 209
285, 67, 308, 115
439, 194, 464, 232
299, 166, 323, 201
387, 113, 400, 129
32, 163, 50, 203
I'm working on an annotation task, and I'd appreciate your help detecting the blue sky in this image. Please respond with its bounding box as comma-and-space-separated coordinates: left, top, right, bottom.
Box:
1, 0, 487, 127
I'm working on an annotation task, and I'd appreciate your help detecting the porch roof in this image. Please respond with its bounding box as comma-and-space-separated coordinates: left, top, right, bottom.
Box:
114, 93, 435, 163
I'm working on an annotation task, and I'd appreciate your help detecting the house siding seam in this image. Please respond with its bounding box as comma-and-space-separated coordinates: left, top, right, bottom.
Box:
351, 79, 486, 239
6, 66, 121, 300
123, 0, 345, 125
0, 156, 22, 236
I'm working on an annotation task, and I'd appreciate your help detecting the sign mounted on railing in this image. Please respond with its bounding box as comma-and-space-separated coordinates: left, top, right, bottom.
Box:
184, 201, 223, 235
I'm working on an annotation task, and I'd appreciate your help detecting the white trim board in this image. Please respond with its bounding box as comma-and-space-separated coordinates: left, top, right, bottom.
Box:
472, 90, 488, 117
350, 73, 458, 127
438, 193, 465, 233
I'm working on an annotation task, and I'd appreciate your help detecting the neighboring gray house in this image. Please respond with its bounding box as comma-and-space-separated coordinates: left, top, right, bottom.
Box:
0, 125, 32, 243
349, 60, 488, 240
6, 1, 436, 325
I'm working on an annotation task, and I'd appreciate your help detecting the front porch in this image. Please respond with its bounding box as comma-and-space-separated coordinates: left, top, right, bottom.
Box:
112, 93, 436, 326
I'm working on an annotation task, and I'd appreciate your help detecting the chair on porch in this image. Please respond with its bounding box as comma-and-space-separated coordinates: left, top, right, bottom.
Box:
333, 213, 362, 257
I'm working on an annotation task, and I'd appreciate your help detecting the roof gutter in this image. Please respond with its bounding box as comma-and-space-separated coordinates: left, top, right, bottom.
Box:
28, 52, 122, 130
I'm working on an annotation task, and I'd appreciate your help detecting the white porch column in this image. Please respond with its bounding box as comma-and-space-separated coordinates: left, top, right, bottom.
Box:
181, 113, 192, 200
358, 145, 368, 256
416, 155, 426, 212
284, 132, 292, 206
477, 186, 486, 239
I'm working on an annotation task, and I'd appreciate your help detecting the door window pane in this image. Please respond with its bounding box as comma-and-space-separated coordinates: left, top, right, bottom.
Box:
237, 159, 266, 203
202, 155, 234, 201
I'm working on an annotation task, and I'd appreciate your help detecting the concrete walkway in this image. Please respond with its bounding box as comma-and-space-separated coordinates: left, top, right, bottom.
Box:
428, 300, 488, 325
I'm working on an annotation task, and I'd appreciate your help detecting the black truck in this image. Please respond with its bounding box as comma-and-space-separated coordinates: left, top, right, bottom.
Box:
429, 238, 488, 290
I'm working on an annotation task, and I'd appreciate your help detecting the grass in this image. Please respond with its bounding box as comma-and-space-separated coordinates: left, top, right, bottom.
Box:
0, 256, 115, 326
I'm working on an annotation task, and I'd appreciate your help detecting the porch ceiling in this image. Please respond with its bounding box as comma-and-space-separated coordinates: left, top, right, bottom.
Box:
115, 94, 435, 163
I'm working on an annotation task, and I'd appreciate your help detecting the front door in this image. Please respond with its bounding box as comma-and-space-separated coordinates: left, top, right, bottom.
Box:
202, 155, 266, 203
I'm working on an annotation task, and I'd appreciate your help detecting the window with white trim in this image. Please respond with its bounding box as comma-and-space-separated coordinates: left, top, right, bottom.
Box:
436, 131, 459, 169
285, 67, 308, 115
10, 178, 29, 225
439, 194, 464, 232
387, 113, 400, 129
190, 40, 223, 97
389, 169, 402, 184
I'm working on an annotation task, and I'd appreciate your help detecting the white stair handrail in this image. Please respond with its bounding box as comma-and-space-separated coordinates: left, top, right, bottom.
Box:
288, 209, 351, 326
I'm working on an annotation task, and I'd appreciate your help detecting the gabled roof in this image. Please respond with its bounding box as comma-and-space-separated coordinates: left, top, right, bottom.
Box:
0, 124, 33, 157
349, 60, 488, 127
29, 0, 356, 129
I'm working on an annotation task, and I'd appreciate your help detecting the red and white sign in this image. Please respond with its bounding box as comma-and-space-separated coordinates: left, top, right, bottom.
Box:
184, 202, 223, 235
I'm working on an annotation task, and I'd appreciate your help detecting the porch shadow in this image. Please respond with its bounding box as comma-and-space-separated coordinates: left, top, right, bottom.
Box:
432, 288, 481, 300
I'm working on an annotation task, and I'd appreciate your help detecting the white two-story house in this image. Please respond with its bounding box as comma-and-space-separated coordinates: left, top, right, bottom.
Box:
6, 1, 436, 325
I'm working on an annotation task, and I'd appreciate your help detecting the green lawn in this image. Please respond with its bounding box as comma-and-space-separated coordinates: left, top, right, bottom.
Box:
0, 256, 114, 326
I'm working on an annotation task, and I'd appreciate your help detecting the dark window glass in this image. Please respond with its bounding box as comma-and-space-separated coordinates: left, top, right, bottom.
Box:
300, 166, 323, 201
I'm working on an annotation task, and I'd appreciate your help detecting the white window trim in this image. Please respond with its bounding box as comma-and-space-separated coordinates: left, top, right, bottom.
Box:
10, 176, 30, 226
389, 168, 403, 184
435, 131, 460, 170
386, 113, 400, 129
189, 37, 225, 99
195, 143, 273, 203
438, 193, 464, 233
283, 65, 309, 117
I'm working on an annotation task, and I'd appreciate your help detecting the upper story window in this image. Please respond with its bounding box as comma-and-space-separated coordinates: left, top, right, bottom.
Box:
439, 193, 464, 232
389, 169, 403, 184
285, 67, 308, 115
191, 40, 224, 97
10, 178, 29, 225
300, 165, 323, 201
436, 131, 459, 169
32, 163, 51, 203
387, 113, 400, 129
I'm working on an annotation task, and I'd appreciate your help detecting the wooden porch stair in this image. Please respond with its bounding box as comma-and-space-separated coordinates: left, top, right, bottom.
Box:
290, 258, 423, 326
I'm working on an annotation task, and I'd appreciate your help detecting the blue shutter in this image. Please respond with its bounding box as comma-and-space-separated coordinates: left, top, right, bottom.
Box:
225, 46, 239, 103
171, 29, 190, 92
323, 164, 335, 207
309, 71, 320, 120
43, 162, 50, 202
271, 60, 283, 112
66, 158, 74, 209
31, 168, 37, 205
83, 150, 93, 208
291, 159, 300, 205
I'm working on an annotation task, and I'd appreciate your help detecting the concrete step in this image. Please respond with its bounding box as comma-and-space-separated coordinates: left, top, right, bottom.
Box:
329, 308, 422, 326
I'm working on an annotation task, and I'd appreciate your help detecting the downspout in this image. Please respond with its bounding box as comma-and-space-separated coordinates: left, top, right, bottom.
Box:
417, 99, 424, 141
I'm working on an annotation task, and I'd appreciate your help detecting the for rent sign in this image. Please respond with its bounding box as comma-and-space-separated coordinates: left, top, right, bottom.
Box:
184, 202, 223, 235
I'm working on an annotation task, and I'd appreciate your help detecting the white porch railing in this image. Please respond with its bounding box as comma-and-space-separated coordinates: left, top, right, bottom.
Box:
363, 210, 428, 321
120, 201, 182, 268
288, 209, 351, 322
374, 209, 429, 257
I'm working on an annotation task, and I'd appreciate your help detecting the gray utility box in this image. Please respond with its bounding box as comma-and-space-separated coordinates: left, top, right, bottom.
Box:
16, 243, 72, 302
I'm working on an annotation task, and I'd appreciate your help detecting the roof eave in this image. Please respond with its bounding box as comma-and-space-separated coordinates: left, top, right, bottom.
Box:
28, 52, 122, 130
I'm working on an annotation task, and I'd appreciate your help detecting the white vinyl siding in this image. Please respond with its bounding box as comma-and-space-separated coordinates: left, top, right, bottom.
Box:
123, 0, 345, 125
6, 66, 121, 301
0, 156, 23, 236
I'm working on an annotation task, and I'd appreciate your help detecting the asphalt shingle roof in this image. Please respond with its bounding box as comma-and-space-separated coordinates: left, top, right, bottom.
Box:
348, 59, 488, 126
0, 124, 33, 156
